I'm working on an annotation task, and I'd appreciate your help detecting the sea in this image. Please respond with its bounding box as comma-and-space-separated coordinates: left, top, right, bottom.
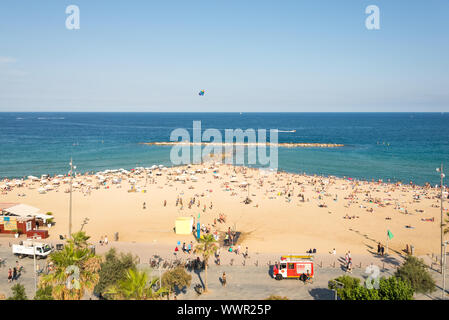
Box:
1, 112, 448, 185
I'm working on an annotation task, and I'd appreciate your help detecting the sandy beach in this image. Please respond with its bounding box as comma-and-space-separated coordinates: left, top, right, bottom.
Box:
0, 163, 446, 257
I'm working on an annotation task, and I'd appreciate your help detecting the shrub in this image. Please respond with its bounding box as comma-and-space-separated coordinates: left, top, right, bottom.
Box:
395, 256, 436, 294
94, 248, 138, 299
8, 284, 28, 300
34, 286, 54, 300
162, 266, 192, 298
328, 275, 361, 291
377, 277, 414, 300
328, 275, 414, 300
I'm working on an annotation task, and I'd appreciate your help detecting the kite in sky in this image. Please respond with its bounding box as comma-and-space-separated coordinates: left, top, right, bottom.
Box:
198, 90, 205, 96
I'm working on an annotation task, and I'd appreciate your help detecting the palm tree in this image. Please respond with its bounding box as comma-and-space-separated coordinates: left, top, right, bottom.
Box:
194, 234, 218, 292
105, 268, 167, 300
71, 230, 90, 249
40, 236, 101, 300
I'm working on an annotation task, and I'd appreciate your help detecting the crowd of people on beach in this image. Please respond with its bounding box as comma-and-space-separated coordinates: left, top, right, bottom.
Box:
1, 161, 447, 261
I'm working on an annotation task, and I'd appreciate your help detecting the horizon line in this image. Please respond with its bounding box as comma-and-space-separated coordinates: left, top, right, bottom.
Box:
0, 111, 447, 114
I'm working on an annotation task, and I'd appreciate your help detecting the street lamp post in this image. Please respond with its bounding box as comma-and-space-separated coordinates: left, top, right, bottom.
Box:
31, 235, 37, 295
443, 241, 449, 300
69, 158, 76, 240
437, 164, 445, 273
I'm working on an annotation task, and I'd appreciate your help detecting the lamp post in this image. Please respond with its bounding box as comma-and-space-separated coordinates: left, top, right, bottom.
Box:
31, 235, 37, 295
442, 241, 449, 300
69, 158, 76, 240
436, 164, 445, 273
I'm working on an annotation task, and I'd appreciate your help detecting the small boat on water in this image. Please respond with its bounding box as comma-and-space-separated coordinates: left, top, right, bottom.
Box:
276, 129, 296, 133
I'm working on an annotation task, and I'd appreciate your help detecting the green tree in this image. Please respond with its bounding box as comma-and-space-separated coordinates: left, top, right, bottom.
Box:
40, 233, 101, 300
105, 268, 168, 300
94, 248, 138, 299
194, 234, 218, 292
162, 266, 192, 299
34, 285, 54, 300
395, 255, 436, 294
8, 284, 28, 300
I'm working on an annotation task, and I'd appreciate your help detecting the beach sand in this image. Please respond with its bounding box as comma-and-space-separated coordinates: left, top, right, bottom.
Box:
0, 163, 445, 257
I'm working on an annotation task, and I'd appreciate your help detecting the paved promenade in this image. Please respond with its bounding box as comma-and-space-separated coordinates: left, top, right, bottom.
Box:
0, 238, 446, 300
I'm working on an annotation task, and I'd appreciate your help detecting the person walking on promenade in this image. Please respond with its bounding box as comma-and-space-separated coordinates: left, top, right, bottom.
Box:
347, 258, 353, 273
12, 267, 17, 281
7, 268, 12, 283
222, 272, 227, 287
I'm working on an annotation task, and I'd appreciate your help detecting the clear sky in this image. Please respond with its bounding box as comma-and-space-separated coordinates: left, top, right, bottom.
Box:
0, 0, 448, 112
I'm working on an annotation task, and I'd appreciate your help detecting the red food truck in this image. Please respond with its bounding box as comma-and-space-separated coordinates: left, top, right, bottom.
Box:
273, 255, 314, 280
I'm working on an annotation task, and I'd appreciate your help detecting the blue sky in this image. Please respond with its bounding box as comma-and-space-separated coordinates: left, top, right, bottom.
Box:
0, 0, 448, 112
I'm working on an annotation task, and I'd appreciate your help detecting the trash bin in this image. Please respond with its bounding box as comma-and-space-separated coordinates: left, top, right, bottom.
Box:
114, 232, 119, 241
410, 245, 414, 256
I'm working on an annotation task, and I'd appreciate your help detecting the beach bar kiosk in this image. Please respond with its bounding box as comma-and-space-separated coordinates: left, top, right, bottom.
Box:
0, 203, 50, 238
175, 217, 193, 235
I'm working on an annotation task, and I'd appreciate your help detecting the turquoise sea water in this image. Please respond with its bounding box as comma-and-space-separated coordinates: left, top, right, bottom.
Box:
1, 112, 448, 185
